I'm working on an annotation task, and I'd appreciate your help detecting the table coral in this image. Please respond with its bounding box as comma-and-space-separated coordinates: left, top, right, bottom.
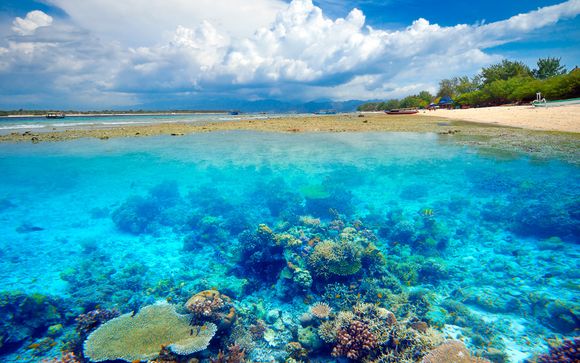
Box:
83, 301, 217, 362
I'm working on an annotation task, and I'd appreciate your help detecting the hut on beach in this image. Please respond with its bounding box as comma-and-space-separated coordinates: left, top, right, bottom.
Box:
438, 96, 454, 109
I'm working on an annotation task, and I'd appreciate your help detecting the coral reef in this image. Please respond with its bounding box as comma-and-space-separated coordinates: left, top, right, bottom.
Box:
0, 292, 65, 349
331, 320, 378, 360
185, 290, 237, 329
421, 341, 490, 363
83, 302, 217, 362
236, 224, 286, 284
308, 240, 363, 278
210, 344, 247, 363
310, 302, 332, 320
41, 352, 81, 363
75, 308, 120, 338
529, 337, 580, 363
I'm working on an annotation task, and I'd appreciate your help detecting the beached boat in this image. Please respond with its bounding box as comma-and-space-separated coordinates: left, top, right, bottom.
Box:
46, 112, 65, 119
385, 109, 418, 115
532, 97, 580, 107
314, 109, 337, 115
229, 111, 240, 115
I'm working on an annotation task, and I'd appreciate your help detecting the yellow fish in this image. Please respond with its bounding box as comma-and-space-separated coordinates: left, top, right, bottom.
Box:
422, 209, 434, 216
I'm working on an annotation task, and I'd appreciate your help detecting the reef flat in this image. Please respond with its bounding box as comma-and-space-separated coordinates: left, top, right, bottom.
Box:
1, 113, 579, 164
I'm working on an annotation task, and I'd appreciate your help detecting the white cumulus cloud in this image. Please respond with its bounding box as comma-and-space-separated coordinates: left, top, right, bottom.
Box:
12, 10, 53, 36
1, 0, 579, 108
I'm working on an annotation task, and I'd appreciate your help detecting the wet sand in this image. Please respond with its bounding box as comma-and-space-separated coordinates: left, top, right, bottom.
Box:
1, 113, 578, 164
421, 105, 580, 133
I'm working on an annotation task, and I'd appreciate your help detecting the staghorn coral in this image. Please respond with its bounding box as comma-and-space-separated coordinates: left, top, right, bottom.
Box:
421, 340, 490, 363
83, 301, 217, 362
331, 320, 378, 360
185, 290, 236, 328
310, 302, 332, 319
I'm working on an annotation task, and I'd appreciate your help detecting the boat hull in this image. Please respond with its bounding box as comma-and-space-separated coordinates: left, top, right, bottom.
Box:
385, 110, 418, 115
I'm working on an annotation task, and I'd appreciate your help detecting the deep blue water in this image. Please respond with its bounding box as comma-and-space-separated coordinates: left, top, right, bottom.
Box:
0, 131, 578, 363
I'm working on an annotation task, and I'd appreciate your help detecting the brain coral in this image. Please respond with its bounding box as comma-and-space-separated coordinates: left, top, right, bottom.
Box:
83, 301, 217, 362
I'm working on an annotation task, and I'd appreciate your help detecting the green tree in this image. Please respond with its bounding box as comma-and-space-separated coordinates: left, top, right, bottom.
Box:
399, 95, 423, 108
417, 91, 434, 104
481, 60, 532, 85
533, 57, 567, 79
454, 75, 481, 94
436, 79, 456, 98
383, 99, 400, 110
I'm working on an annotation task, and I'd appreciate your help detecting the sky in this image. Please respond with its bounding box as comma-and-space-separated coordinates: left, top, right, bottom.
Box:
0, 0, 579, 109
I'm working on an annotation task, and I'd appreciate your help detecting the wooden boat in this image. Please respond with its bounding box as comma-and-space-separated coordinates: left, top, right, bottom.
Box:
385, 109, 418, 115
46, 112, 65, 119
314, 109, 337, 115
532, 97, 580, 107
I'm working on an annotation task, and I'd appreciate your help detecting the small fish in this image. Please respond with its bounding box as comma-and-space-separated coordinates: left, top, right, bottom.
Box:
421, 209, 434, 217
16, 223, 44, 233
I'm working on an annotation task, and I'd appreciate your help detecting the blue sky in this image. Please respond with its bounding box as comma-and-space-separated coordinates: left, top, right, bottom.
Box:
0, 0, 579, 109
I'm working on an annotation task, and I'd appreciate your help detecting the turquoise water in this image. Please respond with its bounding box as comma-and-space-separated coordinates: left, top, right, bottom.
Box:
0, 131, 578, 362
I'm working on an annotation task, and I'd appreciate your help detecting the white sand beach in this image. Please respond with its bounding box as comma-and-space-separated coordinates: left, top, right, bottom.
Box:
422, 105, 580, 133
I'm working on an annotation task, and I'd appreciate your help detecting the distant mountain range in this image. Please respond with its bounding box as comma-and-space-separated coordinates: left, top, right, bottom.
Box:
135, 98, 373, 113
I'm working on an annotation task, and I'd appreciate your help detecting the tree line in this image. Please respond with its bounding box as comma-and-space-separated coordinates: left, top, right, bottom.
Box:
358, 57, 579, 111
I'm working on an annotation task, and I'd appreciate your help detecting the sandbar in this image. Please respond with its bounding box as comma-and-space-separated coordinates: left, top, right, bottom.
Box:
0, 112, 578, 164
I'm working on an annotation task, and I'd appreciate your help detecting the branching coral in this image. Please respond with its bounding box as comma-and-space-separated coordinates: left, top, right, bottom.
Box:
83, 302, 217, 362
331, 320, 378, 360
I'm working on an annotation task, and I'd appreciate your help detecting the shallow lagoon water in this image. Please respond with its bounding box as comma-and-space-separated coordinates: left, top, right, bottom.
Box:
0, 131, 578, 362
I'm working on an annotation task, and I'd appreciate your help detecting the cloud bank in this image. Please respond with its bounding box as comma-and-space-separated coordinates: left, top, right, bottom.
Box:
0, 0, 579, 108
